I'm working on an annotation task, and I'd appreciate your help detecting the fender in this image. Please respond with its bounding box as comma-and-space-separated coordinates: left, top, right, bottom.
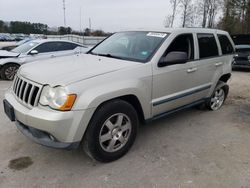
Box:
72, 79, 152, 120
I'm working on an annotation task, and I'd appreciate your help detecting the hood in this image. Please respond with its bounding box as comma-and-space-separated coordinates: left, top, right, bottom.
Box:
19, 54, 140, 86
0, 50, 20, 58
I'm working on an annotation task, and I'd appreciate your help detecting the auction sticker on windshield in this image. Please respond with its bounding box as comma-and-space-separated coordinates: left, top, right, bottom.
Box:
147, 32, 167, 38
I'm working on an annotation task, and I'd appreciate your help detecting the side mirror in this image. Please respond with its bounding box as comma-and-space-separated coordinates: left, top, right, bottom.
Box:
158, 51, 188, 67
30, 50, 38, 55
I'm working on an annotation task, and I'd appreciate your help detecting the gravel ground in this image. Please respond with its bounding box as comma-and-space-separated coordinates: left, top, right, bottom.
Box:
0, 71, 250, 188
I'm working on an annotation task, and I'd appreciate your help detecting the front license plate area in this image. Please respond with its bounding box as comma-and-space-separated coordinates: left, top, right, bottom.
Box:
3, 99, 15, 122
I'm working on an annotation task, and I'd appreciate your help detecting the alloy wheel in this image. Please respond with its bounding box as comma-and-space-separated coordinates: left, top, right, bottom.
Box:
99, 113, 132, 153
210, 88, 225, 111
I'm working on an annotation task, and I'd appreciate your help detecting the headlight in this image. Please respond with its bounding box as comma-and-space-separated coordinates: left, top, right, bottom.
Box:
39, 86, 77, 111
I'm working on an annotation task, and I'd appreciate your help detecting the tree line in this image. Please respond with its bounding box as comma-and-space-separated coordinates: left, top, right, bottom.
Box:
165, 0, 250, 34
1, 1, 249, 36
0, 20, 111, 36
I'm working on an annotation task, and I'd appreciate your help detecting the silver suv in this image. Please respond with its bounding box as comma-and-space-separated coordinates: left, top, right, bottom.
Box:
3, 28, 235, 162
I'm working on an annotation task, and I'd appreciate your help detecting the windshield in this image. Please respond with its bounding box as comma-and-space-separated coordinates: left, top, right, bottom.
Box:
90, 31, 168, 62
11, 41, 38, 53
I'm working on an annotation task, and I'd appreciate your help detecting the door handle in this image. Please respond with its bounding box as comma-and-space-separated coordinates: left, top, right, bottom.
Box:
187, 67, 197, 73
215, 62, 223, 67
51, 55, 55, 58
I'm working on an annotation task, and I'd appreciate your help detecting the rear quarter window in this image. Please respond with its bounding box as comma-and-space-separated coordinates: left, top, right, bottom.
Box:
197, 33, 219, 59
218, 34, 234, 55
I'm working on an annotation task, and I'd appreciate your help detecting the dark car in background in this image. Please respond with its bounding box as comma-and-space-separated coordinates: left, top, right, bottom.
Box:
232, 34, 250, 69
233, 45, 250, 69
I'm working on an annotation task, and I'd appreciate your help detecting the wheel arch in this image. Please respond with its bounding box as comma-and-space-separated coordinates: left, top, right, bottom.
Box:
91, 94, 145, 124
219, 73, 231, 83
0, 62, 21, 80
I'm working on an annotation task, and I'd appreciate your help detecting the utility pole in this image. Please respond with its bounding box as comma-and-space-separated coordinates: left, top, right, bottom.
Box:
89, 18, 92, 31
80, 7, 82, 33
63, 0, 66, 26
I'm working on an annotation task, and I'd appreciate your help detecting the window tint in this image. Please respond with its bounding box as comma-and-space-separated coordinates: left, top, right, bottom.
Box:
56, 42, 79, 51
34, 42, 58, 53
34, 42, 79, 53
218, 34, 234, 54
163, 34, 194, 61
197, 34, 219, 58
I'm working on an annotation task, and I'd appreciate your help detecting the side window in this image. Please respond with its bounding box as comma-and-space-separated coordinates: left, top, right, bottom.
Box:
33, 42, 58, 53
197, 33, 219, 58
56, 42, 79, 51
218, 34, 234, 54
163, 34, 194, 61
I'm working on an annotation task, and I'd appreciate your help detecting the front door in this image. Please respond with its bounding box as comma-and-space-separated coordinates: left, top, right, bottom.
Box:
152, 33, 207, 117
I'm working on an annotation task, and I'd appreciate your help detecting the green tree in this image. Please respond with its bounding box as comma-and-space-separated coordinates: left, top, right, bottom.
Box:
58, 26, 72, 35
217, 0, 250, 34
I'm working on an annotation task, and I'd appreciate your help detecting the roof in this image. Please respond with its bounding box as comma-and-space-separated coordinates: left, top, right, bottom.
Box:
119, 27, 228, 35
30, 39, 83, 45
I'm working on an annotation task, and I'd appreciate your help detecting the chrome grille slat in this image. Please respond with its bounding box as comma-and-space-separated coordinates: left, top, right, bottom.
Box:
13, 76, 18, 91
15, 78, 21, 94
34, 88, 41, 106
19, 81, 25, 98
16, 79, 22, 97
11, 75, 42, 108
22, 82, 29, 102
13, 77, 18, 93
28, 85, 35, 106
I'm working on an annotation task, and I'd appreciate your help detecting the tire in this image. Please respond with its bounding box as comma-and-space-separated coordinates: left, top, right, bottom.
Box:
83, 99, 139, 162
206, 81, 229, 111
0, 63, 20, 80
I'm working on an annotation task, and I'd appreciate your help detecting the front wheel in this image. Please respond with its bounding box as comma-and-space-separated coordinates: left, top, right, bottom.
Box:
206, 81, 229, 111
0, 64, 20, 80
83, 100, 139, 162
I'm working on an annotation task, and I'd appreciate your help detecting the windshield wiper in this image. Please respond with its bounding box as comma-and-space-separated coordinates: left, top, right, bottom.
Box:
98, 53, 124, 60
89, 52, 124, 60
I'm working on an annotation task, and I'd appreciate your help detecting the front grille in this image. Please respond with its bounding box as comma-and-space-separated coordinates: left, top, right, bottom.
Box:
12, 75, 42, 108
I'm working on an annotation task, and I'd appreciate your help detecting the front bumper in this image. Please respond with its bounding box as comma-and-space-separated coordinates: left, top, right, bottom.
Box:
16, 121, 80, 149
4, 91, 95, 148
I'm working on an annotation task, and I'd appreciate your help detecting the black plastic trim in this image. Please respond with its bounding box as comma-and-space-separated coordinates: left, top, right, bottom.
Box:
153, 85, 211, 107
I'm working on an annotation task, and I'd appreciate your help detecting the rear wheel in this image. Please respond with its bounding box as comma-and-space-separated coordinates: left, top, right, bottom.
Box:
0, 64, 19, 80
83, 100, 139, 162
206, 81, 228, 111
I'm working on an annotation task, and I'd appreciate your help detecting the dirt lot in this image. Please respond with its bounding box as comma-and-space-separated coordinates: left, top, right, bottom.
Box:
0, 71, 250, 188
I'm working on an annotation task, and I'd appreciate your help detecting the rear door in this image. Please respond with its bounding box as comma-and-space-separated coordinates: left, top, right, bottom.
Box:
217, 34, 235, 72
191, 33, 221, 98
50, 42, 80, 58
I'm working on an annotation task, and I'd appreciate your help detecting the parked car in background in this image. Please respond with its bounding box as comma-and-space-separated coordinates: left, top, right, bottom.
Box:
3, 28, 234, 162
0, 39, 89, 80
233, 45, 250, 69
0, 33, 15, 41
231, 33, 250, 70
0, 38, 35, 51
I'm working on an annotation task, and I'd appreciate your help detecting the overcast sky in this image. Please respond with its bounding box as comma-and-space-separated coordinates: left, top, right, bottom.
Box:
0, 0, 176, 32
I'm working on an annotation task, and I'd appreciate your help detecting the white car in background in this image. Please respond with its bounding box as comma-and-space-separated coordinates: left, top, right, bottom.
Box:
0, 39, 89, 80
